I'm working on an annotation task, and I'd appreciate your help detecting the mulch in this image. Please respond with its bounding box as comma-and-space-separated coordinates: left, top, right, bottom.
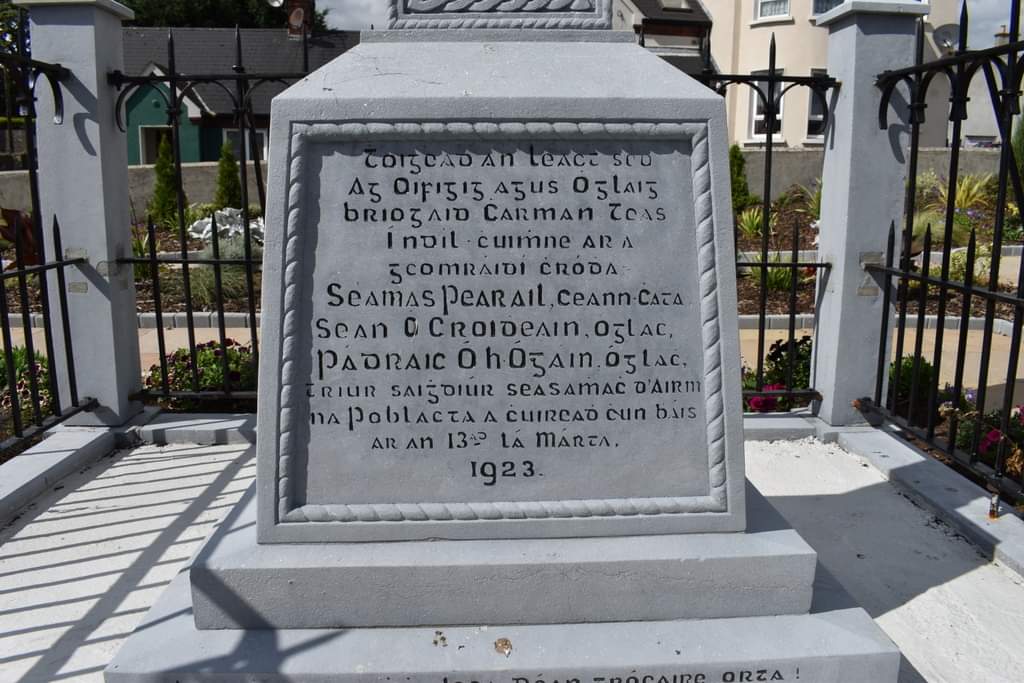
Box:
736, 272, 818, 316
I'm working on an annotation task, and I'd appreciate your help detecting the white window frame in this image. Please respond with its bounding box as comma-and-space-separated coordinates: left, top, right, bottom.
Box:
223, 128, 269, 162
138, 125, 173, 165
748, 69, 784, 143
805, 68, 828, 142
755, 0, 790, 20
811, 0, 843, 15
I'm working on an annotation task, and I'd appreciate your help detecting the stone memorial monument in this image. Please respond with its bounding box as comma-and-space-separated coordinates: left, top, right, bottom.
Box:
108, 1, 901, 680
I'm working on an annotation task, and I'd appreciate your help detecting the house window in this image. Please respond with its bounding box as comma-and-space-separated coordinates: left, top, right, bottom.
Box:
750, 70, 784, 140
140, 126, 172, 165
812, 0, 842, 14
807, 69, 828, 139
756, 0, 789, 19
224, 128, 269, 162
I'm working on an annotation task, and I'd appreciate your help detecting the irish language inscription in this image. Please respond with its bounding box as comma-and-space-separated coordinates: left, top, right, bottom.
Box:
294, 137, 710, 506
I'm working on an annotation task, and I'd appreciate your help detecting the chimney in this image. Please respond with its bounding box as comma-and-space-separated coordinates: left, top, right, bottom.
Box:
995, 24, 1010, 47
287, 0, 314, 39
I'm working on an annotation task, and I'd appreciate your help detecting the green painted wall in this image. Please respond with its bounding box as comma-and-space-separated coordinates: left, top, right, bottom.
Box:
125, 83, 215, 165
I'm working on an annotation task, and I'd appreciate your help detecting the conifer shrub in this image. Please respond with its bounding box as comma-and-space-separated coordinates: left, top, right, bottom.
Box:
214, 141, 242, 210
148, 134, 184, 227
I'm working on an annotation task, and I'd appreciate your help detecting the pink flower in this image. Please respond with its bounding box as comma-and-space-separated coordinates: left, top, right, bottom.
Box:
979, 429, 1003, 456
748, 384, 787, 413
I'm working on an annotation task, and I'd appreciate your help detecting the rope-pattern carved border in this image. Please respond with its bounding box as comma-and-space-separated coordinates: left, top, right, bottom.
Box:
274, 120, 730, 523
387, 0, 610, 29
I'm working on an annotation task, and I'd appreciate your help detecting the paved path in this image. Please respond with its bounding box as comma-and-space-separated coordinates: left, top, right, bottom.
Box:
1, 438, 1023, 681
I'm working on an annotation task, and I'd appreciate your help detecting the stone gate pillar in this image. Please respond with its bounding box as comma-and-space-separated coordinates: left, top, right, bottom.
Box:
15, 0, 141, 426
813, 0, 929, 426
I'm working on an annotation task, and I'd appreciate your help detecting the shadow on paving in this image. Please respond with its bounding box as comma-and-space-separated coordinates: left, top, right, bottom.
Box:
762, 459, 1002, 683
1, 443, 1003, 682
0, 443, 255, 682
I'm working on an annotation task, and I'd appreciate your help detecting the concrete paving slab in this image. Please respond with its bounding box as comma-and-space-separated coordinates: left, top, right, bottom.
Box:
0, 443, 256, 683
746, 438, 1024, 683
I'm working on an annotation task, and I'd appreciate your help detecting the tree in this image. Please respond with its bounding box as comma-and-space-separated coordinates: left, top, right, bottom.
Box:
729, 144, 755, 211
214, 141, 242, 210
119, 0, 329, 31
149, 134, 183, 227
0, 1, 24, 54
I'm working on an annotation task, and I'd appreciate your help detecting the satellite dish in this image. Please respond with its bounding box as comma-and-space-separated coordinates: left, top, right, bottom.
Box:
266, 0, 285, 7
933, 24, 962, 51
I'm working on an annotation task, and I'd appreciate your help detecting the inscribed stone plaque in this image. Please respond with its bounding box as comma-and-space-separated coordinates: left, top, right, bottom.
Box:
260, 121, 739, 542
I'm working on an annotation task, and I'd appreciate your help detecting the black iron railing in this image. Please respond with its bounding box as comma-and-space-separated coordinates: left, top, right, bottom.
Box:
867, 0, 1024, 504
699, 36, 837, 411
0, 13, 95, 456
111, 29, 310, 407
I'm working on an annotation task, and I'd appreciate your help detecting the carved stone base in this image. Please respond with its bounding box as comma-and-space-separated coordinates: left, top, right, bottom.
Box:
190, 483, 816, 629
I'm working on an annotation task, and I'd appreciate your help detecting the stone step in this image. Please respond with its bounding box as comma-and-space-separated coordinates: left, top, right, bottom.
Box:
106, 564, 898, 683
188, 483, 817, 629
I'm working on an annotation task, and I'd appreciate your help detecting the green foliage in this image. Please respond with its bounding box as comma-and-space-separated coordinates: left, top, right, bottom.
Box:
729, 145, 755, 211
184, 202, 218, 226
144, 339, 257, 412
772, 186, 804, 214
214, 142, 242, 210
736, 206, 775, 241
130, 223, 151, 280
189, 235, 263, 310
950, 401, 1024, 480
742, 336, 814, 413
120, 0, 329, 31
0, 2, 23, 54
797, 180, 822, 222
148, 134, 183, 228
888, 355, 935, 427
923, 173, 996, 214
765, 335, 813, 391
929, 244, 992, 285
0, 348, 52, 426
911, 210, 971, 254
751, 253, 793, 292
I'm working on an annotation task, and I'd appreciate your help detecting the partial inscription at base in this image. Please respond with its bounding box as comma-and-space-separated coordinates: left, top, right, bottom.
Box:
387, 0, 613, 30
264, 122, 736, 542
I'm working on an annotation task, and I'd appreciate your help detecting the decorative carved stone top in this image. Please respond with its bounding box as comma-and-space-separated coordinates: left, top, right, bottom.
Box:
387, 0, 612, 30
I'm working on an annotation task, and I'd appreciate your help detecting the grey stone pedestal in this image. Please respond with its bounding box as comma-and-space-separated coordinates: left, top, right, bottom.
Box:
191, 484, 815, 628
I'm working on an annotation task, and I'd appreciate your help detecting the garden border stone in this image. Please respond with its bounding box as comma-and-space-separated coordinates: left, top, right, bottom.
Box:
836, 425, 1024, 579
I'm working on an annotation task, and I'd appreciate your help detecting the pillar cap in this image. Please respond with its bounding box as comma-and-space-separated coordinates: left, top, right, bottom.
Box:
13, 0, 135, 21
815, 0, 928, 27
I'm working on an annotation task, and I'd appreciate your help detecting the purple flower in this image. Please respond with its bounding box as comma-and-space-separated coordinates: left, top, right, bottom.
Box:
965, 388, 977, 405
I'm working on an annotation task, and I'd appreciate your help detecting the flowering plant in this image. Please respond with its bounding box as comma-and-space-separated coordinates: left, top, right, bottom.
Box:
0, 348, 52, 428
144, 339, 257, 412
746, 383, 787, 413
942, 392, 1024, 478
